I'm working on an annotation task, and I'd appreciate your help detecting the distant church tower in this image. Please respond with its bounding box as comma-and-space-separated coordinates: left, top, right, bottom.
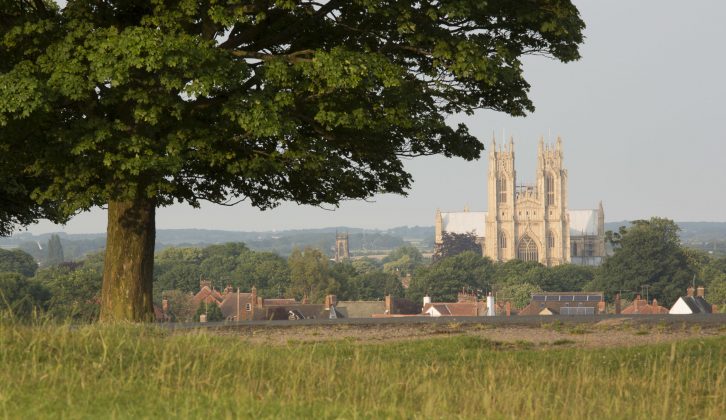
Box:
335, 232, 350, 262
484, 136, 570, 265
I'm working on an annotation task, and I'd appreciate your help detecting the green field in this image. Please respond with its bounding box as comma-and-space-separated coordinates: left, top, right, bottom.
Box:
0, 322, 723, 419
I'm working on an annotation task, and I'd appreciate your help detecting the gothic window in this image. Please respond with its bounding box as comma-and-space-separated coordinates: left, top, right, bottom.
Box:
498, 232, 507, 250
245, 303, 251, 311
585, 241, 595, 257
517, 235, 539, 262
571, 242, 578, 257
497, 178, 507, 203
546, 175, 555, 206
547, 232, 555, 249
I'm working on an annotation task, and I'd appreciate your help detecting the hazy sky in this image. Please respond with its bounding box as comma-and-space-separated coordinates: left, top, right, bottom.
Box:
28, 0, 726, 234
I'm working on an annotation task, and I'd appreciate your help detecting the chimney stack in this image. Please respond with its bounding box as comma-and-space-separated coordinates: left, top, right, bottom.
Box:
687, 286, 695, 297
324, 294, 337, 310
696, 286, 705, 298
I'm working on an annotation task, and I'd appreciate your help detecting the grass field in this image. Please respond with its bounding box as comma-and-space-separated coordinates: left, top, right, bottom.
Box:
0, 321, 724, 419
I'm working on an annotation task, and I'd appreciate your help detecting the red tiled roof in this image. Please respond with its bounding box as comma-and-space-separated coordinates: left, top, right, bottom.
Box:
622, 299, 669, 314
192, 286, 224, 306
422, 302, 481, 316
263, 298, 298, 306
219, 292, 253, 319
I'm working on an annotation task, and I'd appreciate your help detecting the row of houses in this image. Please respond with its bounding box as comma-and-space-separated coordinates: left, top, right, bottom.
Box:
159, 282, 716, 322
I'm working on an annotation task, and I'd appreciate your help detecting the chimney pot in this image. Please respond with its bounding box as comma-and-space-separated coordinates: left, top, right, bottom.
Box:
696, 287, 705, 298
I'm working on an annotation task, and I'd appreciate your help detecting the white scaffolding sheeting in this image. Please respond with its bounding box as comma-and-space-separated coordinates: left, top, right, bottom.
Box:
441, 212, 487, 238
569, 209, 598, 235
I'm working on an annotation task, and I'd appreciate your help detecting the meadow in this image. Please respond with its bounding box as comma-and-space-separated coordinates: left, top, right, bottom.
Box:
0, 320, 723, 419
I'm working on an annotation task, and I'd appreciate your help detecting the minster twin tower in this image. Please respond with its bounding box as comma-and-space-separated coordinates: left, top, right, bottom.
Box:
435, 136, 606, 267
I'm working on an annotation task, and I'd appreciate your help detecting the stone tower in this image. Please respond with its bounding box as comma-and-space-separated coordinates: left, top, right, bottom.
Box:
535, 136, 569, 265
484, 136, 570, 266
485, 135, 517, 261
335, 232, 349, 262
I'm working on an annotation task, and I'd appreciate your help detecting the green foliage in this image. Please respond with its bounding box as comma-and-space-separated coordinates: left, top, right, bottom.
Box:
0, 272, 49, 317
35, 261, 103, 322
46, 234, 64, 265
288, 247, 338, 303
492, 259, 547, 288
195, 301, 223, 322
0, 248, 37, 277
382, 245, 424, 276
538, 264, 595, 292
434, 231, 481, 260
329, 261, 358, 300
496, 282, 543, 310
693, 255, 726, 307
154, 263, 202, 297
350, 257, 382, 275
153, 244, 290, 298
348, 271, 403, 301
408, 251, 494, 303
0, 0, 583, 222
590, 218, 693, 306
161, 290, 196, 323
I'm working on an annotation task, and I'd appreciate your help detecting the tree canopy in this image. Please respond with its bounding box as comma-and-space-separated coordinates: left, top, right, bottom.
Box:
1, 0, 585, 320
0, 248, 38, 277
434, 231, 481, 260
588, 218, 694, 306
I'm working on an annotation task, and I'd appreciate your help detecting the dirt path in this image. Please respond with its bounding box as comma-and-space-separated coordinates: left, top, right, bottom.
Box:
207, 318, 726, 348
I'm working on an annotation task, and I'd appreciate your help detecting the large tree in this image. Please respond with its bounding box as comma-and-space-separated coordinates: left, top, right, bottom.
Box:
588, 217, 693, 306
1, 0, 584, 321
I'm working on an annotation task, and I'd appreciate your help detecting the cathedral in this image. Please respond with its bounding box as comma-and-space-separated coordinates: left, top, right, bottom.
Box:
434, 136, 606, 266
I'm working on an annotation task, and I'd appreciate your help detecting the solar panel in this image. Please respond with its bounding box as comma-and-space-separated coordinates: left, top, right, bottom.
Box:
588, 295, 602, 302
561, 307, 595, 315
574, 295, 588, 301
532, 295, 546, 301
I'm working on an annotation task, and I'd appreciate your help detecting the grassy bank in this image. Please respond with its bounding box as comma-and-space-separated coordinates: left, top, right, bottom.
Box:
0, 322, 723, 419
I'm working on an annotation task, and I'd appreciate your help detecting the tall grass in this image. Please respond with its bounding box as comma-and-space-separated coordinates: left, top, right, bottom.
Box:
0, 318, 723, 419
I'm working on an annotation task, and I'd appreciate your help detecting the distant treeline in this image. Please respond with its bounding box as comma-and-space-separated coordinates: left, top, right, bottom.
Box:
1, 226, 436, 264
4, 221, 726, 265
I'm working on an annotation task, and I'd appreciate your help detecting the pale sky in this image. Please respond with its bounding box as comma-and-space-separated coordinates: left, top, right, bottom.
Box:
28, 0, 726, 234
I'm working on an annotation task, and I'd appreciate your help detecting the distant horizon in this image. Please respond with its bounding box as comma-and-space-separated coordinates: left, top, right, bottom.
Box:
11, 218, 726, 237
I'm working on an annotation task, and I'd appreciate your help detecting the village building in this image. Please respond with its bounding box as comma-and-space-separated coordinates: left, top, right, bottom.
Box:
435, 136, 606, 267
189, 281, 419, 321
420, 291, 488, 317
519, 292, 605, 316
669, 287, 714, 314
621, 295, 669, 315
191, 280, 224, 307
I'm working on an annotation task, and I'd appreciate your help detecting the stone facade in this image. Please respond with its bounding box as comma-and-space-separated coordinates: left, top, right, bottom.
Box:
434, 136, 606, 267
335, 232, 350, 262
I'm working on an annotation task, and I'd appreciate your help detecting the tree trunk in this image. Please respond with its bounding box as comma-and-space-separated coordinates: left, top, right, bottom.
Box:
100, 198, 156, 322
